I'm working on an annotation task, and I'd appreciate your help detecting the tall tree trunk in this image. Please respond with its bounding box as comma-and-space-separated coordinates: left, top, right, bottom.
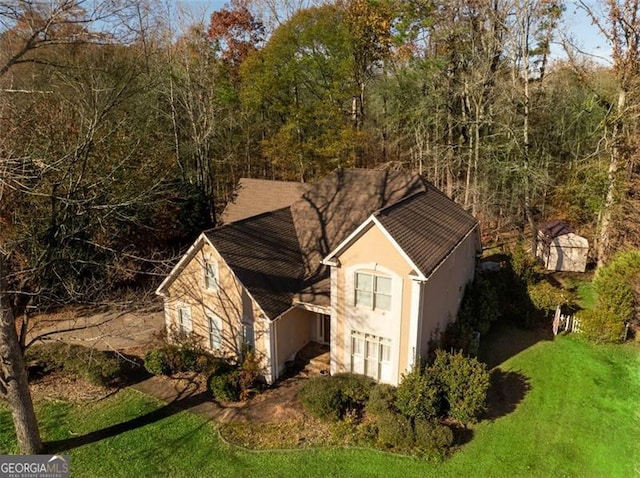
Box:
597, 89, 626, 268
0, 259, 42, 454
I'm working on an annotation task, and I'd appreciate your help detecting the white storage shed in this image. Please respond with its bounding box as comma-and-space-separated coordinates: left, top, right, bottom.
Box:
536, 221, 589, 272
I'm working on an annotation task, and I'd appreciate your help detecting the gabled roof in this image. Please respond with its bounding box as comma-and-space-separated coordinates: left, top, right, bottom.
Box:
163, 169, 478, 320
205, 207, 305, 319
374, 188, 478, 278
221, 178, 311, 224
539, 220, 575, 239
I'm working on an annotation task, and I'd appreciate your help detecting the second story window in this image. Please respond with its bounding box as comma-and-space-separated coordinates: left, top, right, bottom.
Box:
205, 260, 218, 291
355, 272, 392, 311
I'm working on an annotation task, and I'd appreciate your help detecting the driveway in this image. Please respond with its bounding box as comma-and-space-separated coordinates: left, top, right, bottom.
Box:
28, 304, 165, 354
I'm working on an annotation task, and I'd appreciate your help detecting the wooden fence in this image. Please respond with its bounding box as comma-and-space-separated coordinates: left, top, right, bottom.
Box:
552, 306, 581, 335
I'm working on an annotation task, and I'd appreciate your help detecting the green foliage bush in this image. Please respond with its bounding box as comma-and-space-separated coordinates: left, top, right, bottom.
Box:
442, 318, 479, 356
593, 250, 640, 322
208, 370, 241, 402
395, 364, 442, 422
237, 350, 264, 400
511, 242, 541, 285
430, 350, 490, 425
413, 418, 454, 459
298, 373, 375, 422
577, 308, 626, 344
144, 349, 172, 375
457, 275, 501, 335
528, 281, 567, 316
27, 342, 124, 386
376, 409, 414, 450
298, 376, 343, 421
365, 383, 397, 417
144, 342, 226, 376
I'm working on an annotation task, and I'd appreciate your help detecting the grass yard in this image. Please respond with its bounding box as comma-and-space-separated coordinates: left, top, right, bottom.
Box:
1, 335, 638, 477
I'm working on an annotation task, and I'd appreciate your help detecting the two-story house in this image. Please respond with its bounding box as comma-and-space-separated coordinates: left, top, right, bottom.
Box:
156, 169, 480, 385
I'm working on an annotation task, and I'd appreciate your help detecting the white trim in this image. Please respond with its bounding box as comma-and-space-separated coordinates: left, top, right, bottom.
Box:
322, 217, 376, 265
330, 265, 339, 376
407, 278, 423, 370
267, 321, 276, 384
371, 217, 427, 280
291, 300, 331, 315
155, 233, 208, 296
323, 215, 426, 279
421, 224, 479, 282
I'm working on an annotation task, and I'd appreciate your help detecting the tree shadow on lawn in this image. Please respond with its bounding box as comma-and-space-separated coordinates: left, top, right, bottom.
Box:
44, 389, 211, 453
478, 319, 554, 369
483, 369, 531, 421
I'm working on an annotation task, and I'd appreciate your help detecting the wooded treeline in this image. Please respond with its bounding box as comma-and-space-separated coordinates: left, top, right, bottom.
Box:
1, 0, 639, 454
1, 0, 640, 310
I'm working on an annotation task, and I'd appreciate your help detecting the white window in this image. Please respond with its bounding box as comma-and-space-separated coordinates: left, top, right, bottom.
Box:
178, 306, 192, 334
355, 272, 392, 311
208, 315, 223, 350
205, 260, 218, 290
350, 331, 392, 382
242, 320, 255, 349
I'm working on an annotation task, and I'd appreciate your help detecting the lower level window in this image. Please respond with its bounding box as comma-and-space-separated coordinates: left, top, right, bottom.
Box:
178, 306, 192, 334
208, 315, 223, 350
350, 331, 392, 382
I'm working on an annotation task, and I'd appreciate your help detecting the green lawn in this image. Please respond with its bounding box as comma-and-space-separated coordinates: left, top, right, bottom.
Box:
1, 335, 638, 477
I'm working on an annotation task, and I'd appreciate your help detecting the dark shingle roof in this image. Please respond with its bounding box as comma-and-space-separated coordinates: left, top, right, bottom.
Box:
221, 178, 311, 224
375, 187, 478, 278
291, 169, 425, 278
539, 220, 575, 239
205, 169, 477, 319
205, 208, 304, 318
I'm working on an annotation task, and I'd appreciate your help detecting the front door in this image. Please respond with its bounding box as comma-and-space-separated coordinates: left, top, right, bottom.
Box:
317, 314, 330, 344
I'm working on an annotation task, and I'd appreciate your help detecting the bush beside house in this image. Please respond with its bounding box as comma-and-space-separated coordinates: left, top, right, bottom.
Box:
297, 352, 489, 459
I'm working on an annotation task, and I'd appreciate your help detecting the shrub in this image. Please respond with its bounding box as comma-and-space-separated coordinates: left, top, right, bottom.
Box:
413, 418, 454, 459
237, 350, 263, 400
298, 373, 375, 422
26, 342, 124, 386
430, 350, 490, 425
441, 320, 479, 356
593, 250, 640, 323
528, 281, 568, 316
208, 370, 241, 402
511, 242, 541, 284
376, 409, 414, 450
366, 383, 397, 417
395, 364, 442, 422
577, 308, 626, 344
144, 349, 172, 375
298, 376, 343, 421
457, 275, 500, 334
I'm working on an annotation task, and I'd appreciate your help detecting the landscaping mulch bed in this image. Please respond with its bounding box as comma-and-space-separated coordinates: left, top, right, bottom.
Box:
29, 371, 115, 403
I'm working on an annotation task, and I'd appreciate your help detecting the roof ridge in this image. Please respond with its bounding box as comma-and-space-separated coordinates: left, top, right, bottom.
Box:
373, 188, 427, 217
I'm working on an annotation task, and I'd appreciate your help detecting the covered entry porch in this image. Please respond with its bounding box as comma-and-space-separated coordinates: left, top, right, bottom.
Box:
272, 304, 331, 380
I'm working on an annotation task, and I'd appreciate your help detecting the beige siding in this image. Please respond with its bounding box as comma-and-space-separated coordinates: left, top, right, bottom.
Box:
332, 223, 413, 385
418, 229, 478, 353
164, 240, 272, 380
274, 308, 315, 373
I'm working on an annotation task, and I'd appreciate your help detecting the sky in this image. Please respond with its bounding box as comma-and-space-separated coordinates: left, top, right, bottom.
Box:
175, 0, 613, 65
